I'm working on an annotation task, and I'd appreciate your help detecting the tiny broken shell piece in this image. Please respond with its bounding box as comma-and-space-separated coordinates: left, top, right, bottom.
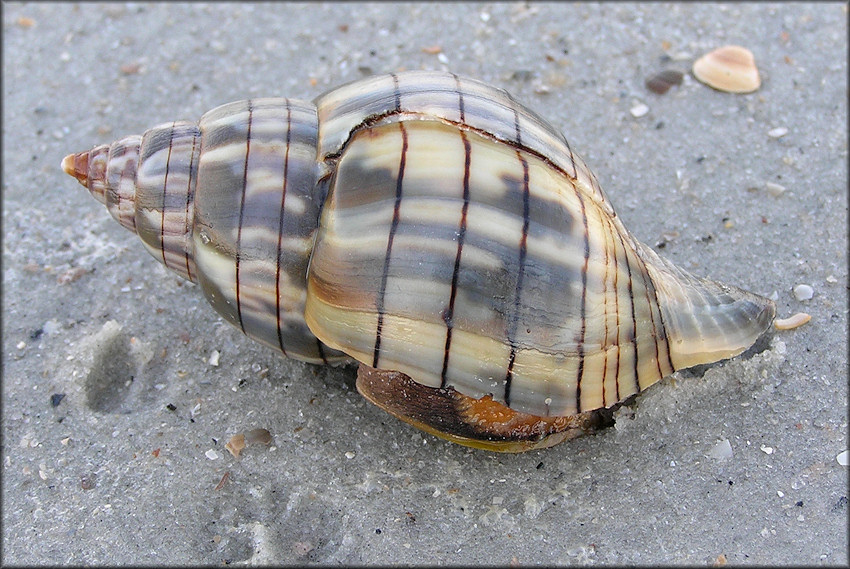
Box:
645, 69, 684, 94
225, 434, 246, 458
244, 428, 272, 446
774, 313, 811, 330
693, 45, 761, 93
225, 429, 272, 458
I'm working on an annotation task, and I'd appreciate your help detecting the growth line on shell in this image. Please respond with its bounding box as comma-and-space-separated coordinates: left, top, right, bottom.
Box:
451, 72, 466, 123
159, 122, 177, 273
615, 230, 641, 395
574, 187, 591, 412
635, 247, 676, 377
503, 152, 531, 408
183, 130, 198, 282
274, 100, 292, 358
440, 129, 472, 389
600, 205, 613, 407
372, 120, 408, 368
234, 100, 254, 334
503, 104, 528, 408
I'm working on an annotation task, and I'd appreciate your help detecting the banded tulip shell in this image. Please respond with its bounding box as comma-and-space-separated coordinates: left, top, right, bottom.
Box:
62, 71, 776, 452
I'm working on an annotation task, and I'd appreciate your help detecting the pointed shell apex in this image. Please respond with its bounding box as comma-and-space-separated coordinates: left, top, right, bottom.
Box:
61, 152, 89, 186
61, 153, 76, 175
693, 45, 761, 94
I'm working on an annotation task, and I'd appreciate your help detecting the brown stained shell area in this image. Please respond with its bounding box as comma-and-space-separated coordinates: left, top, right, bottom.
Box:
356, 365, 614, 452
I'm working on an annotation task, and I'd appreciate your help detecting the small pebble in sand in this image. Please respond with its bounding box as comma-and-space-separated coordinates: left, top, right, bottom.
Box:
793, 284, 814, 301
765, 182, 786, 196
208, 350, 221, 366
630, 102, 649, 118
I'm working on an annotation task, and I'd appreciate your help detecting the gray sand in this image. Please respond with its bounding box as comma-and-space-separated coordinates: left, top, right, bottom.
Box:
3, 2, 847, 565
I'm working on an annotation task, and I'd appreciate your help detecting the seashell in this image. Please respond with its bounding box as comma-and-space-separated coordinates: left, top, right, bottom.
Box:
693, 45, 761, 93
61, 71, 776, 452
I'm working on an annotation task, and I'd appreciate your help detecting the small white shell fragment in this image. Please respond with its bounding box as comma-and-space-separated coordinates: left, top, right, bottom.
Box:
693, 45, 761, 93
205, 449, 219, 460
826, 275, 838, 284
708, 438, 733, 460
777, 490, 785, 498
208, 349, 221, 366
16, 341, 26, 350
793, 284, 814, 301
837, 450, 848, 466
765, 181, 786, 196
760, 444, 774, 455
774, 313, 811, 330
630, 102, 649, 118
768, 127, 789, 138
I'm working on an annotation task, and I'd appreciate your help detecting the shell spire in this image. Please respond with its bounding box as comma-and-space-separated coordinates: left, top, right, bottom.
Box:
61, 136, 145, 234
61, 125, 200, 282
61, 151, 93, 189
61, 101, 349, 366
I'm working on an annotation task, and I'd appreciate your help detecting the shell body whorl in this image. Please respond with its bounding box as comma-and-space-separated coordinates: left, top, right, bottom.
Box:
62, 71, 775, 451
